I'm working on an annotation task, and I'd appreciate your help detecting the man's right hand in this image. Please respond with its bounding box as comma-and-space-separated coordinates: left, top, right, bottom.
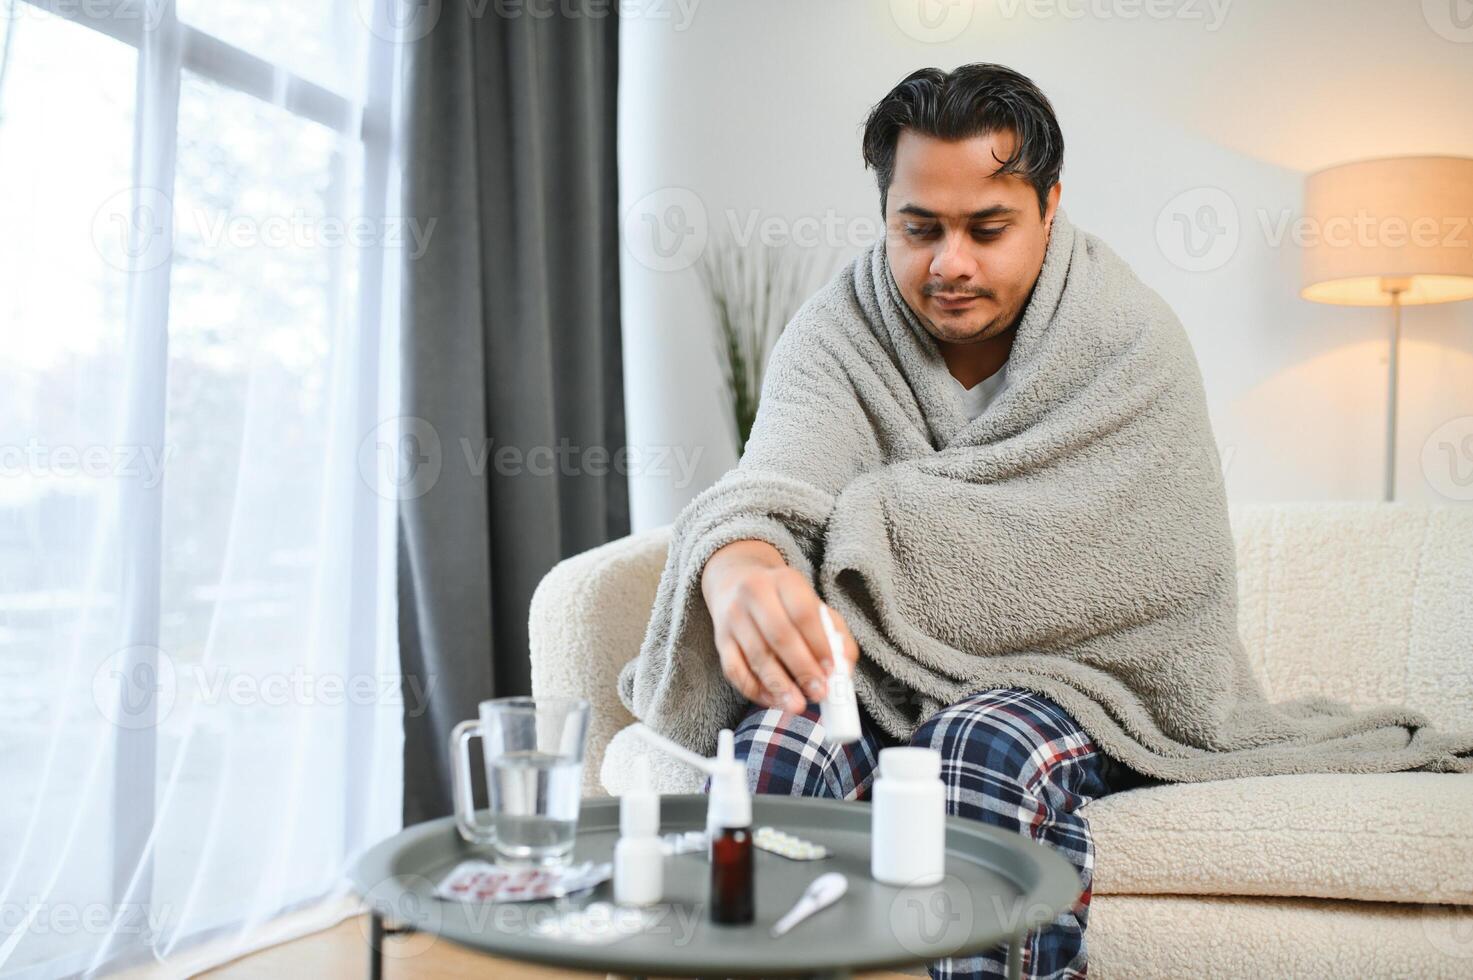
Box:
700, 539, 861, 714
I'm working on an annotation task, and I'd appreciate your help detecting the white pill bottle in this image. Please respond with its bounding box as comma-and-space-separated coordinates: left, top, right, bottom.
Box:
870, 746, 946, 886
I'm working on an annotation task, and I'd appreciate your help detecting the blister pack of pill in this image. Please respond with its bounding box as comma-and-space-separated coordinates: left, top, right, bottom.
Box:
434, 859, 612, 903
658, 830, 709, 856
753, 825, 830, 860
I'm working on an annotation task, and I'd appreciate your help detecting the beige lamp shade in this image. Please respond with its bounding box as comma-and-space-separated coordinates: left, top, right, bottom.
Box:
1301, 155, 1473, 306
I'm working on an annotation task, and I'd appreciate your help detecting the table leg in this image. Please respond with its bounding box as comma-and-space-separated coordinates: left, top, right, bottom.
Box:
368, 911, 420, 980
368, 910, 383, 980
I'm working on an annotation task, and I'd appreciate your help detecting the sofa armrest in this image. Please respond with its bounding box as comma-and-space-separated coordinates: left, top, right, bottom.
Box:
528, 525, 673, 797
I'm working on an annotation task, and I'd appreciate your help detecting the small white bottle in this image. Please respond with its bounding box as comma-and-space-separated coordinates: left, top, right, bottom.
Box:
817, 604, 863, 745
613, 754, 663, 906
871, 746, 945, 886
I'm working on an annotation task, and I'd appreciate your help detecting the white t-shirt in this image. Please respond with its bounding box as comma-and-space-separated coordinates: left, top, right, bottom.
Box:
951, 364, 1009, 421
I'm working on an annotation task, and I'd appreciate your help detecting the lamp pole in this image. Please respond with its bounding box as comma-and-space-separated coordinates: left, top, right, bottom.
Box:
1381, 277, 1410, 503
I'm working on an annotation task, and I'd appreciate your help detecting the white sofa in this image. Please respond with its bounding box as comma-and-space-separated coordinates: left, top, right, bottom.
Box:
529, 503, 1473, 978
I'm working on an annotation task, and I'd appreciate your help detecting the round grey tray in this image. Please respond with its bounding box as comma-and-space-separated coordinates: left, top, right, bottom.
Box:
351, 794, 1082, 980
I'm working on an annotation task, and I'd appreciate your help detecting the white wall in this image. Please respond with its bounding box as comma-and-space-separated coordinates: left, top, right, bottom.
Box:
618, 0, 1473, 530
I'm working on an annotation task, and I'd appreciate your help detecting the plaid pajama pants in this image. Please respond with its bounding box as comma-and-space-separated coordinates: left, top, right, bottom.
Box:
703, 686, 1149, 980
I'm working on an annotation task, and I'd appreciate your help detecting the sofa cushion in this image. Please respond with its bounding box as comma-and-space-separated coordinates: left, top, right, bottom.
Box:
1082, 771, 1473, 905
1228, 504, 1473, 735
1089, 893, 1473, 980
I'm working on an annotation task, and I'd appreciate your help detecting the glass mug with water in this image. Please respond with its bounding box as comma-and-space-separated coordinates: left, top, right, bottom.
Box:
450, 696, 590, 866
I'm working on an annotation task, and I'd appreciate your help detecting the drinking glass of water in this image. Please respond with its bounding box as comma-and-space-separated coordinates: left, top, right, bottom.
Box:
450, 696, 590, 866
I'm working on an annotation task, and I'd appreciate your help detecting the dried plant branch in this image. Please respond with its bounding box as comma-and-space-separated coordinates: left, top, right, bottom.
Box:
696, 232, 832, 456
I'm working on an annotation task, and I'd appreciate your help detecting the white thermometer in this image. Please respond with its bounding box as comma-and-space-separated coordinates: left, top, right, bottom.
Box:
771, 871, 849, 938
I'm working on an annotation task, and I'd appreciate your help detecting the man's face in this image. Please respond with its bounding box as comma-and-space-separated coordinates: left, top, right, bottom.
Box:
884, 129, 1060, 347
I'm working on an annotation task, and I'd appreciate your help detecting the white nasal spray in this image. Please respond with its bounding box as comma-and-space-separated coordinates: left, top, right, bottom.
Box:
817, 604, 862, 745
629, 724, 752, 842
613, 753, 663, 906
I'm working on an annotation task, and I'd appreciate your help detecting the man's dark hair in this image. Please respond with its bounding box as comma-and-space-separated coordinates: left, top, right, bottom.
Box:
861, 63, 1064, 220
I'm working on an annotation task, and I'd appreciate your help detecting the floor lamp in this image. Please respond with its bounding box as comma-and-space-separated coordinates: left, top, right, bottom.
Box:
1301, 155, 1473, 502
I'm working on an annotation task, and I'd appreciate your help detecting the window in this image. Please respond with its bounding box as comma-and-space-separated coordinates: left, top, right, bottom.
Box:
0, 1, 404, 974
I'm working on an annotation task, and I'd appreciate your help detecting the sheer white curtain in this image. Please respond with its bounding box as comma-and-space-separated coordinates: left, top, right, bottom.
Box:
0, 0, 406, 975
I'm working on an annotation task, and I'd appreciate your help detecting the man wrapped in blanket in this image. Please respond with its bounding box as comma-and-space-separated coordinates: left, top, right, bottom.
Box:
618, 62, 1473, 980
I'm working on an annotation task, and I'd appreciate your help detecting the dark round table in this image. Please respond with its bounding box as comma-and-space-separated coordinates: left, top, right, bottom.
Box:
350, 794, 1082, 980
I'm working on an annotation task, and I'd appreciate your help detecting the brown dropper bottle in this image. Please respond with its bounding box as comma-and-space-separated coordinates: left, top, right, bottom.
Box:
706, 729, 754, 924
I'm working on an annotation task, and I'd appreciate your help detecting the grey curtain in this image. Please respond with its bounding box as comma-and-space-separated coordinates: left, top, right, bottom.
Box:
398, 4, 628, 826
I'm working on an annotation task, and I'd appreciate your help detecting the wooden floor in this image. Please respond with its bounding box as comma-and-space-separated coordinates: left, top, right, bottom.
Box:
199, 914, 923, 979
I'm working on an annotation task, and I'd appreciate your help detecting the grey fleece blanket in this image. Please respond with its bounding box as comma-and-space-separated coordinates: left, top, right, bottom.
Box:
616, 207, 1473, 782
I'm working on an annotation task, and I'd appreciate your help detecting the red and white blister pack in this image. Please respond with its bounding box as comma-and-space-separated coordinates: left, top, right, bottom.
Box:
434, 859, 612, 903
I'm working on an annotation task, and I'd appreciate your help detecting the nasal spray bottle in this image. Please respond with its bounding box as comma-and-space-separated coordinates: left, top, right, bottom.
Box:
630, 724, 754, 924
613, 754, 662, 907
817, 604, 862, 745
